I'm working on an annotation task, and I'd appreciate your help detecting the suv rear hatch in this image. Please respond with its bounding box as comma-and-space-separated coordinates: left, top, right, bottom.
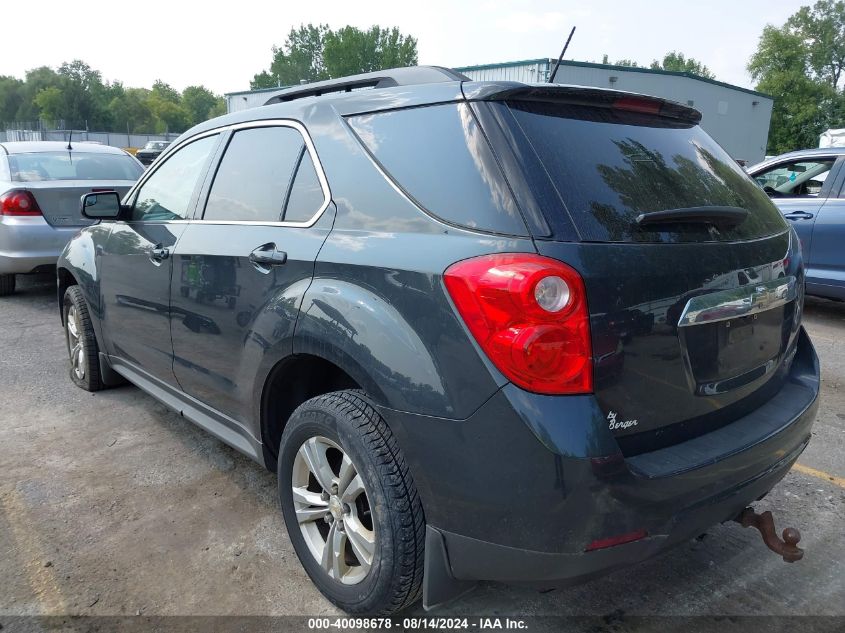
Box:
8, 150, 141, 227
475, 89, 802, 454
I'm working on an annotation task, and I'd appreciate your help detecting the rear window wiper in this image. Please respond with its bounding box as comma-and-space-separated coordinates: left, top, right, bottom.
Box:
636, 206, 748, 230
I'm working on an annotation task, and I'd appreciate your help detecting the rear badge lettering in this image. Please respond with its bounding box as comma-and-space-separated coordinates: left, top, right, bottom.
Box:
607, 410, 638, 431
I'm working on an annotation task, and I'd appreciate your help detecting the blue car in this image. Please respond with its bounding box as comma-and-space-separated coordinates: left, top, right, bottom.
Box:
749, 148, 845, 300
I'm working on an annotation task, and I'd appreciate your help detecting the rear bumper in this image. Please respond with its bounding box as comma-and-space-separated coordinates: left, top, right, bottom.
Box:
0, 216, 80, 274
382, 327, 819, 596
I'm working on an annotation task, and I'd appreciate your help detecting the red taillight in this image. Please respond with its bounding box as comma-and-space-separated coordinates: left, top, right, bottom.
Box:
443, 254, 592, 395
0, 190, 42, 216
613, 97, 662, 115
585, 529, 648, 552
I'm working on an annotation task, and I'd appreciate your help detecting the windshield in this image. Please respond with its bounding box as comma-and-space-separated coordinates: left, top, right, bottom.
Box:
144, 142, 168, 150
503, 101, 788, 243
8, 151, 143, 182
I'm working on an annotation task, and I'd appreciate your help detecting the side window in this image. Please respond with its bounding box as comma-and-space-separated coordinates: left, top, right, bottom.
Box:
754, 159, 834, 198
204, 126, 303, 222
132, 135, 217, 222
347, 103, 528, 236
284, 150, 326, 222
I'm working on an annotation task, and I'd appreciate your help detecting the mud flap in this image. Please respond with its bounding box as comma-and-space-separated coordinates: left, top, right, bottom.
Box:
423, 526, 477, 610
98, 352, 126, 387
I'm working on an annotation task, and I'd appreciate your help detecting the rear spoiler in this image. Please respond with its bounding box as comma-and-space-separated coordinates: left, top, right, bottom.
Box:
462, 82, 702, 125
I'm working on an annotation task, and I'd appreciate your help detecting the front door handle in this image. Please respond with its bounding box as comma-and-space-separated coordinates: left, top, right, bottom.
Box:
249, 243, 287, 269
149, 245, 170, 262
783, 211, 814, 220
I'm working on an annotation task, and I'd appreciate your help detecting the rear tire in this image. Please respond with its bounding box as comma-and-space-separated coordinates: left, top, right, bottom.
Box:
63, 286, 104, 392
0, 274, 15, 296
278, 390, 425, 615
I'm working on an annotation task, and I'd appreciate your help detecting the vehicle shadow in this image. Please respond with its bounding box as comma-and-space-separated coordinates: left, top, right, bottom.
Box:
803, 295, 845, 321
9, 272, 56, 297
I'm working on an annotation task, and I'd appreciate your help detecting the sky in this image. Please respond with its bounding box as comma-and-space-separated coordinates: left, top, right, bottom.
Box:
1, 0, 802, 95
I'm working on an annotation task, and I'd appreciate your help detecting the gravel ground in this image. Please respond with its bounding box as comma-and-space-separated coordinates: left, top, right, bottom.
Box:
0, 274, 843, 629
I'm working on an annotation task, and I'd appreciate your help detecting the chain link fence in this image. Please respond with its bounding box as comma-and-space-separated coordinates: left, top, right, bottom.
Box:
0, 121, 181, 150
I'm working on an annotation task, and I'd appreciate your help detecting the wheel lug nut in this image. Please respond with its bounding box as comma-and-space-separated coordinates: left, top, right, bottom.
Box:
343, 503, 351, 514
331, 483, 338, 495
321, 491, 329, 501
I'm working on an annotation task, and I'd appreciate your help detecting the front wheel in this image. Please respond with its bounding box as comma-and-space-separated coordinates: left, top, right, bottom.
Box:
278, 391, 425, 615
64, 286, 104, 391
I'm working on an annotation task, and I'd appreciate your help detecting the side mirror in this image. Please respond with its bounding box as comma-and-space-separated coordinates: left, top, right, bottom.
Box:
80, 191, 121, 219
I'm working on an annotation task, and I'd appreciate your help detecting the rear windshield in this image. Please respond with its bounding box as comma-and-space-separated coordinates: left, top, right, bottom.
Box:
503, 101, 787, 242
9, 151, 143, 182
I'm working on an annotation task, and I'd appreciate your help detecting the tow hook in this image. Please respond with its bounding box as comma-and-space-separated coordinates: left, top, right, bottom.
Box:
734, 507, 804, 562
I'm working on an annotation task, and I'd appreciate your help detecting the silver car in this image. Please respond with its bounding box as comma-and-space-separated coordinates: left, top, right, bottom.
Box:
0, 141, 143, 295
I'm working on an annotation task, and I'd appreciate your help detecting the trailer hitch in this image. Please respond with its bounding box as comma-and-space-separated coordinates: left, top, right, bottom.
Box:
734, 507, 804, 562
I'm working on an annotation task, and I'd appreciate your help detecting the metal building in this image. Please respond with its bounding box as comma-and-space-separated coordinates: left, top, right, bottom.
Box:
456, 58, 773, 164
225, 58, 773, 164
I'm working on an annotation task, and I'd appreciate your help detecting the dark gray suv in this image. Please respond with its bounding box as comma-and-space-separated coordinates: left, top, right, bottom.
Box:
57, 66, 819, 615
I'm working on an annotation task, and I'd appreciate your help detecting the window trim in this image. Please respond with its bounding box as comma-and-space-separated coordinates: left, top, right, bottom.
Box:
122, 120, 332, 228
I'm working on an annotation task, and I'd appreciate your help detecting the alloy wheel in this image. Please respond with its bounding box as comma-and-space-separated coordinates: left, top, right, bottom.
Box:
66, 306, 86, 380
292, 436, 375, 585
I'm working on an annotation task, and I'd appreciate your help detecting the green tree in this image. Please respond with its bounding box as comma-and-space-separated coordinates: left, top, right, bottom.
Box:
749, 0, 845, 153
14, 66, 61, 122
252, 23, 417, 88
323, 26, 417, 78
108, 87, 156, 133
786, 0, 845, 87
651, 51, 715, 78
600, 52, 714, 77
54, 60, 112, 129
0, 76, 24, 122
252, 24, 330, 88
147, 80, 190, 132
182, 85, 220, 126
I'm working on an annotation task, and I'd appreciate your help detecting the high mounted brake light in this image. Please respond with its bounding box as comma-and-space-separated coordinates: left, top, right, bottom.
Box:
613, 97, 662, 115
444, 254, 592, 395
0, 190, 42, 216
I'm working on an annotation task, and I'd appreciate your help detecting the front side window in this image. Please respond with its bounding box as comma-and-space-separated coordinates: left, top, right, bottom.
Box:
753, 159, 834, 198
204, 126, 304, 223
131, 135, 218, 222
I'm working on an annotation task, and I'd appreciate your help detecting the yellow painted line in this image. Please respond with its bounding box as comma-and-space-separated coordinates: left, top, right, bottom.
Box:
792, 462, 845, 489
0, 488, 67, 613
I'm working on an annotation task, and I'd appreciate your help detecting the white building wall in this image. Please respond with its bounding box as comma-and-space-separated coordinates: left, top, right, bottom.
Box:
226, 89, 278, 113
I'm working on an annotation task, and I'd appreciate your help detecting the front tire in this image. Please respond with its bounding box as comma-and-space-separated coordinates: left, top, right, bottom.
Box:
0, 274, 15, 296
64, 286, 104, 391
278, 391, 425, 615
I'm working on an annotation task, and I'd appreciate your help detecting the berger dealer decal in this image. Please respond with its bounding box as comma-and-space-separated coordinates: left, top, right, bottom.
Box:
607, 411, 638, 431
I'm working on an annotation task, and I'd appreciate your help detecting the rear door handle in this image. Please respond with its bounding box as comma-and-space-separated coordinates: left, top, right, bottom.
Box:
783, 211, 814, 220
249, 243, 287, 269
149, 245, 170, 262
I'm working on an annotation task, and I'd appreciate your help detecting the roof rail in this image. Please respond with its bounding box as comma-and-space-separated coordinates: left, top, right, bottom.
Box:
262, 65, 469, 106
